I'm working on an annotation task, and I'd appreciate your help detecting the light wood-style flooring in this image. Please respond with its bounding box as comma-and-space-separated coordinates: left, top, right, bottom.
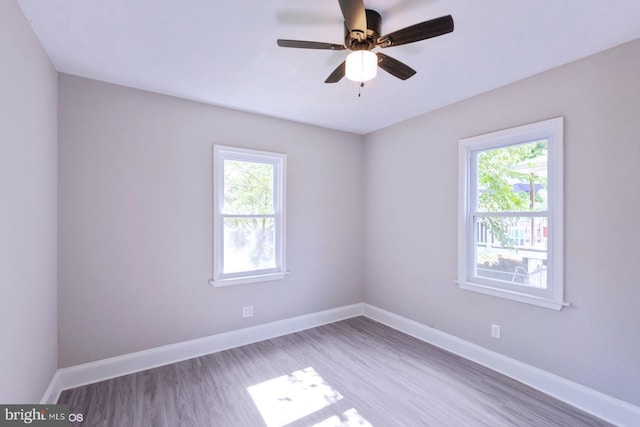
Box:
58, 317, 612, 426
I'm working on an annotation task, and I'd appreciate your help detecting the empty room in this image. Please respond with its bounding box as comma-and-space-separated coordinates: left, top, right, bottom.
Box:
2, 0, 639, 425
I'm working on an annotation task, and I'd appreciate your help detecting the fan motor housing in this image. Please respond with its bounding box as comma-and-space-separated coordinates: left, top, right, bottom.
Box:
344, 9, 381, 51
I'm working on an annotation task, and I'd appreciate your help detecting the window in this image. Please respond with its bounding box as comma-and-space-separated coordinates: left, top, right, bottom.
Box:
457, 117, 566, 310
211, 145, 287, 287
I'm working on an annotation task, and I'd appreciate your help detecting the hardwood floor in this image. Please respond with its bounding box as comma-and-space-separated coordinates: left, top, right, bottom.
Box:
58, 317, 612, 426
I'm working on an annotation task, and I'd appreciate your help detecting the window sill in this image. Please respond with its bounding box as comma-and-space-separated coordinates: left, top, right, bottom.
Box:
455, 280, 570, 311
209, 271, 289, 288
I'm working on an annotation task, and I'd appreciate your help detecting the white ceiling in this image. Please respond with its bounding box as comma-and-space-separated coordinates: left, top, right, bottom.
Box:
17, 0, 640, 134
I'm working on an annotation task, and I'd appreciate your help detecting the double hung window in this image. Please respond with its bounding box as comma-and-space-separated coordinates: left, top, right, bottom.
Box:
211, 145, 287, 286
457, 117, 565, 309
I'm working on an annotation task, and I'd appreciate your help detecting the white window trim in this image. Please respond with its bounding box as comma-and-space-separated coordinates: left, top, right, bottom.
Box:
210, 145, 287, 287
456, 117, 568, 310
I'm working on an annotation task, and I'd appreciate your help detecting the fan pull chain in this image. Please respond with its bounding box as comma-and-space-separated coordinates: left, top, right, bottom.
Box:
358, 82, 364, 97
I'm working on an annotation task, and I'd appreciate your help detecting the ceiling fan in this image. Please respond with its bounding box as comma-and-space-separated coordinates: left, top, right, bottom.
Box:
277, 0, 454, 84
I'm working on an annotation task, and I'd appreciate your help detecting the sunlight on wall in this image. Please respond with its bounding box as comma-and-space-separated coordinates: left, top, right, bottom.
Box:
247, 367, 371, 427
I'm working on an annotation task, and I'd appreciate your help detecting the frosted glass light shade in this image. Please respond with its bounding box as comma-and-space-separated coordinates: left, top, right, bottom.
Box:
345, 51, 378, 82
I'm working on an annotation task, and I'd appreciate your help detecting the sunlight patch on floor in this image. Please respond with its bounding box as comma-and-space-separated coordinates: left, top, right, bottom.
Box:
247, 367, 344, 427
313, 408, 373, 427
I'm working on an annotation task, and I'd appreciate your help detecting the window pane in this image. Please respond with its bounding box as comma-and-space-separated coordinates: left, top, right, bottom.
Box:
223, 160, 274, 215
476, 140, 548, 213
475, 216, 548, 288
223, 217, 276, 274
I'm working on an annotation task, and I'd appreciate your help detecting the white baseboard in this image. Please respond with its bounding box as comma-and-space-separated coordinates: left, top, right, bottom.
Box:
42, 302, 640, 426
362, 303, 640, 427
41, 303, 364, 405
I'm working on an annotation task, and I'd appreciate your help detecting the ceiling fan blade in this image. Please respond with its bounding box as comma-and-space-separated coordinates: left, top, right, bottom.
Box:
378, 15, 454, 48
325, 61, 346, 83
338, 0, 367, 36
377, 53, 417, 80
277, 39, 346, 50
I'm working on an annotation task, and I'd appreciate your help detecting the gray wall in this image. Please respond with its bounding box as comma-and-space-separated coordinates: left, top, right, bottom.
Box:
0, 0, 58, 403
6, 0, 638, 407
363, 38, 640, 406
58, 75, 364, 367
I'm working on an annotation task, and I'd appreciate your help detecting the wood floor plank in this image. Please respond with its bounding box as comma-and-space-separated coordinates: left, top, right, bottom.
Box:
58, 317, 613, 426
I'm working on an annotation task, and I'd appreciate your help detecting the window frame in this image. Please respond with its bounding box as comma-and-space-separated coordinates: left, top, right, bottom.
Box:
457, 117, 567, 310
210, 144, 287, 287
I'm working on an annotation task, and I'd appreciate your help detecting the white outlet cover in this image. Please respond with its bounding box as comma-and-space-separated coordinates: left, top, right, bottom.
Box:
491, 324, 501, 339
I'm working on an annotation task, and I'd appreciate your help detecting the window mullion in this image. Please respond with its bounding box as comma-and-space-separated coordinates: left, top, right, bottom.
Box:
221, 214, 276, 219
473, 211, 549, 218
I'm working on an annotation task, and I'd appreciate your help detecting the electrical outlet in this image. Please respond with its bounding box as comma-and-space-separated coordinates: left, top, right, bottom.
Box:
242, 306, 254, 318
491, 324, 501, 339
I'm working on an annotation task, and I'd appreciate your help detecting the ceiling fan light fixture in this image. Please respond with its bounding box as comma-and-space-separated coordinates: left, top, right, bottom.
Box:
276, 1, 454, 84
345, 50, 377, 82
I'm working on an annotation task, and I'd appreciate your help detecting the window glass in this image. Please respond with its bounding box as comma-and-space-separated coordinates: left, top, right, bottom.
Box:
223, 160, 275, 215
223, 218, 276, 274
475, 216, 548, 288
476, 140, 548, 213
